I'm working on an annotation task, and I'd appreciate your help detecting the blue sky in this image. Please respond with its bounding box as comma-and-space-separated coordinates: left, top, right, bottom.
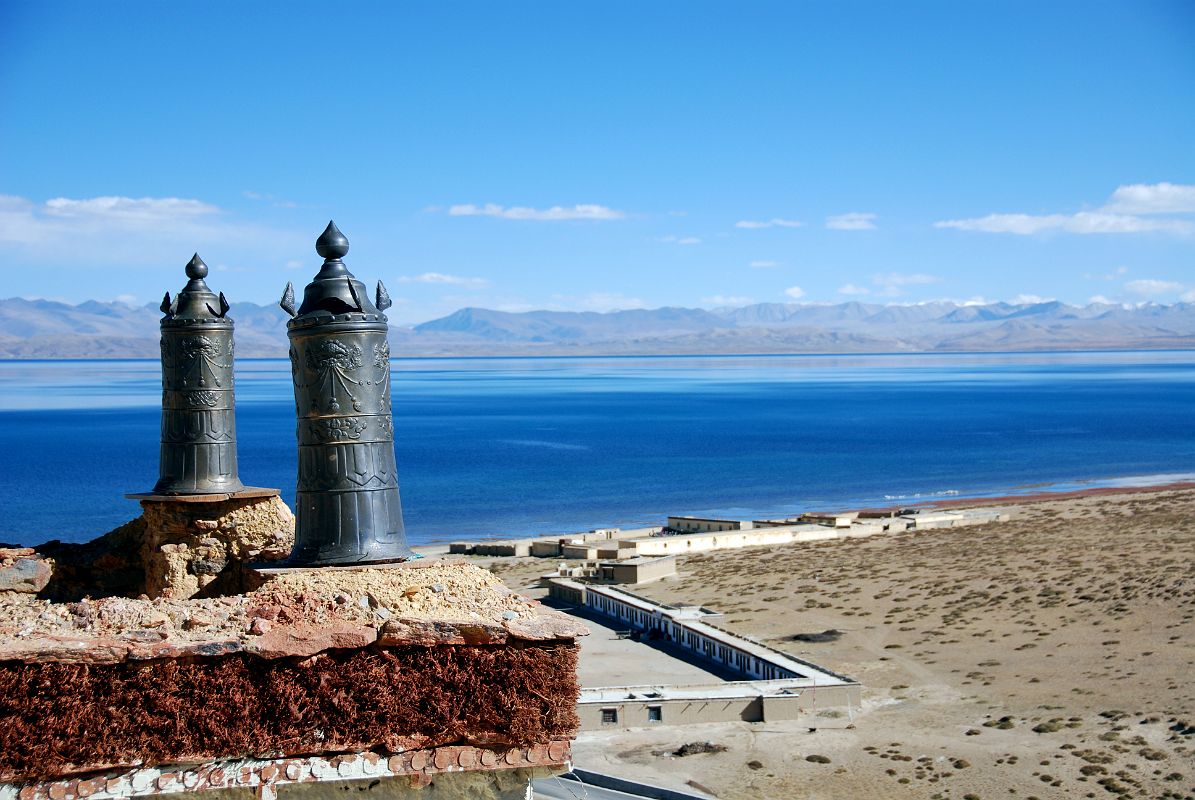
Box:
1, 1, 1193, 324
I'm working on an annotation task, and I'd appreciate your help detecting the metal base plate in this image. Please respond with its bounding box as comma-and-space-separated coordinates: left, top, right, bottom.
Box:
125, 486, 281, 503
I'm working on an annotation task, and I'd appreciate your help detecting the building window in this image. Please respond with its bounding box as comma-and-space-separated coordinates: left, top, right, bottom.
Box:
647, 706, 662, 723
601, 708, 618, 725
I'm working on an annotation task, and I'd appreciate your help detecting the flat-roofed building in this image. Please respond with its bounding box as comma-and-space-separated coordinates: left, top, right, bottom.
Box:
666, 516, 755, 533
548, 580, 861, 730
595, 555, 677, 585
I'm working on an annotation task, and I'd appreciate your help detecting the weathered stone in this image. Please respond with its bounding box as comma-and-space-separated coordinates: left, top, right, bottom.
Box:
242, 620, 377, 659
0, 551, 52, 594
378, 618, 508, 647
138, 495, 294, 600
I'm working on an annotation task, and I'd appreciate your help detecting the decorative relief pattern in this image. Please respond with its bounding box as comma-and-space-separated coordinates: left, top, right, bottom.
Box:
185, 390, 219, 408
309, 417, 369, 442
372, 341, 390, 368
306, 339, 363, 371
163, 334, 232, 389
295, 338, 370, 413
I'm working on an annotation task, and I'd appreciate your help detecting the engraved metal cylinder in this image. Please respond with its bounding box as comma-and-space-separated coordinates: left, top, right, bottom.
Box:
283, 222, 412, 565
154, 258, 244, 495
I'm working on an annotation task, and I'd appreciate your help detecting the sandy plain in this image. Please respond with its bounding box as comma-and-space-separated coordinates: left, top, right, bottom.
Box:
487, 487, 1195, 800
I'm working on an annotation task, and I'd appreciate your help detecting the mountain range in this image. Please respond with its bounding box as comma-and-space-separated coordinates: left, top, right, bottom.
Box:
1, 297, 1193, 358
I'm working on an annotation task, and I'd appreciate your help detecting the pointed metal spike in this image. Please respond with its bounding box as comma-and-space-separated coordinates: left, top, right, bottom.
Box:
218, 292, 231, 317
345, 275, 363, 311
375, 281, 392, 312
279, 282, 297, 317
160, 292, 173, 316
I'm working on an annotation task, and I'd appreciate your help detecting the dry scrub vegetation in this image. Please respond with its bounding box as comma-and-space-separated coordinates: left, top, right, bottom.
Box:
491, 488, 1195, 800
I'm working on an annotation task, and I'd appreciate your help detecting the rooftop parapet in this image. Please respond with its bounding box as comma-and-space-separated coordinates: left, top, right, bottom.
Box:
0, 561, 586, 789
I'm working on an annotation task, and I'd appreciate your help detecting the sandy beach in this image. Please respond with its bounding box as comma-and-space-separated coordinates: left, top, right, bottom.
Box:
489, 487, 1195, 800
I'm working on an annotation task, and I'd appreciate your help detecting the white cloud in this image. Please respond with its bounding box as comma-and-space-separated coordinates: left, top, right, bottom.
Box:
1011, 294, 1052, 305
935, 182, 1195, 236
826, 212, 877, 231
1085, 266, 1130, 281
397, 272, 490, 288
869, 272, 941, 298
1089, 295, 1115, 305
748, 260, 778, 268
243, 190, 298, 209
114, 294, 138, 306
659, 235, 701, 245
1104, 182, 1195, 215
874, 272, 939, 288
837, 283, 871, 296
1183, 290, 1195, 302
934, 212, 1192, 235
784, 285, 806, 299
0, 194, 303, 265
1124, 279, 1185, 297
736, 218, 803, 229
447, 203, 625, 221
702, 295, 755, 307
41, 196, 219, 225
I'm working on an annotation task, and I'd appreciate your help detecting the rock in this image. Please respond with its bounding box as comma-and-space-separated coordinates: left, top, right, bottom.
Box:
139, 495, 295, 600
184, 614, 213, 630
0, 551, 53, 594
249, 618, 272, 636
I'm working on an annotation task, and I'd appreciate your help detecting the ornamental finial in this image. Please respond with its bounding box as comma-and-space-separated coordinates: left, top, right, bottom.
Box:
315, 220, 349, 261
185, 253, 209, 280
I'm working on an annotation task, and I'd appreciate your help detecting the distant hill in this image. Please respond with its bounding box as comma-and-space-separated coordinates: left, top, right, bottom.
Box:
1, 297, 1192, 358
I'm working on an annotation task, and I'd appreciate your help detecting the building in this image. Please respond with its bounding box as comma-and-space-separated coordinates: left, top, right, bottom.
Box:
547, 580, 860, 730
666, 516, 754, 533
595, 555, 677, 585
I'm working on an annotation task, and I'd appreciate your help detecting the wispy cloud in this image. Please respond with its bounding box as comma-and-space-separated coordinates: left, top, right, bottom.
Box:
748, 260, 778, 268
1124, 279, 1185, 297
659, 235, 702, 245
243, 190, 299, 209
702, 294, 755, 307
1084, 266, 1130, 281
837, 283, 871, 296
736, 218, 803, 229
0, 194, 303, 264
874, 272, 939, 294
397, 272, 490, 288
935, 183, 1195, 236
935, 211, 1191, 235
1104, 182, 1195, 215
38, 196, 219, 227
826, 212, 877, 231
447, 203, 625, 221
784, 285, 806, 299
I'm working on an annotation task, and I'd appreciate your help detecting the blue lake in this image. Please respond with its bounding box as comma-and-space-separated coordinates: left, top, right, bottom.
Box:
1, 351, 1193, 546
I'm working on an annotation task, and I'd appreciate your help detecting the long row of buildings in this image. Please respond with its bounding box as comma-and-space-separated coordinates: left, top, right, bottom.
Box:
451, 507, 1009, 587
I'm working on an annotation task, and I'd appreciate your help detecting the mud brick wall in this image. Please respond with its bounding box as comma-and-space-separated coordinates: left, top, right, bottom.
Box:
0, 642, 579, 782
